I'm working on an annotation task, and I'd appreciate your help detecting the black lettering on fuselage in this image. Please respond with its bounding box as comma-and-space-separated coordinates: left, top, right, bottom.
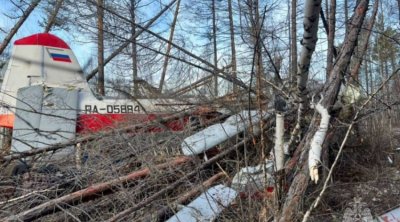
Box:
85, 104, 140, 114
134, 105, 140, 112
92, 105, 98, 113
85, 105, 92, 114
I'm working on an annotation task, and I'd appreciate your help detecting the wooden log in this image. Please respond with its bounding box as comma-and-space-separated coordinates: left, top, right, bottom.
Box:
1, 156, 192, 221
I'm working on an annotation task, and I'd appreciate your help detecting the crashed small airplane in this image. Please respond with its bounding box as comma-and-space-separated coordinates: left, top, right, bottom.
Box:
0, 33, 193, 153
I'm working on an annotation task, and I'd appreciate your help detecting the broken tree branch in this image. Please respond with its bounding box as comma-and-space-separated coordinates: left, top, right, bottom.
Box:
0, 189, 52, 206
106, 131, 261, 222
0, 0, 41, 55
44, 0, 63, 33
2, 156, 192, 221
308, 96, 330, 184
159, 0, 181, 92
279, 1, 370, 221
143, 171, 225, 222
302, 68, 400, 222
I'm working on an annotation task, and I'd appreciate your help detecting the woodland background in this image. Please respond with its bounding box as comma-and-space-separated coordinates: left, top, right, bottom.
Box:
0, 0, 399, 221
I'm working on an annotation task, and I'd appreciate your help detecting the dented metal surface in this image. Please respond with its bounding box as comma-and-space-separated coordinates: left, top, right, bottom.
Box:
181, 110, 267, 155
11, 85, 78, 154
166, 185, 237, 222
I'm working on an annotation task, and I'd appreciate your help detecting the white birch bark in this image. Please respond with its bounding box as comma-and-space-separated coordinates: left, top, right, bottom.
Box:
288, 0, 322, 149
86, 0, 177, 81
274, 113, 285, 170
279, 1, 370, 220
308, 100, 330, 183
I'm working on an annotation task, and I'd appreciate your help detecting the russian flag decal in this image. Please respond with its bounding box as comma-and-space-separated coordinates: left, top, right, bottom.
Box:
50, 53, 71, 63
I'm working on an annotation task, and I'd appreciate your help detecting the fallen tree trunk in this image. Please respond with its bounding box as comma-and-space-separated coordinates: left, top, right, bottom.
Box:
279, 1, 370, 221
1, 156, 192, 221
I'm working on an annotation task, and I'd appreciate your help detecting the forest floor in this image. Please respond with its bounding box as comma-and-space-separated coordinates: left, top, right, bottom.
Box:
0, 115, 399, 221
307, 123, 400, 221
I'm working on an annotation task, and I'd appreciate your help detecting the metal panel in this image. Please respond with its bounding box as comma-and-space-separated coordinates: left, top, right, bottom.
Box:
11, 85, 78, 156
11, 85, 43, 152
166, 185, 237, 222
377, 207, 400, 222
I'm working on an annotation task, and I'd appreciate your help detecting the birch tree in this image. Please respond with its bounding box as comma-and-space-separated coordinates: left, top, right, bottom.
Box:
288, 0, 322, 150
279, 1, 370, 221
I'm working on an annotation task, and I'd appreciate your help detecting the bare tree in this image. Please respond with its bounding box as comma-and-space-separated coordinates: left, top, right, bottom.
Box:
212, 0, 218, 96
350, 0, 379, 82
159, 0, 181, 92
246, 0, 264, 96
398, 0, 400, 25
326, 0, 336, 78
0, 0, 41, 55
344, 0, 349, 31
228, 0, 238, 93
290, 0, 297, 85
279, 1, 370, 221
97, 0, 105, 96
44, 0, 63, 33
85, 0, 178, 82
129, 0, 139, 96
288, 0, 322, 150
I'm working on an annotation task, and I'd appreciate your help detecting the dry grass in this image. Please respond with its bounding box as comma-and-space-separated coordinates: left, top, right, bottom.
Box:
305, 110, 400, 221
